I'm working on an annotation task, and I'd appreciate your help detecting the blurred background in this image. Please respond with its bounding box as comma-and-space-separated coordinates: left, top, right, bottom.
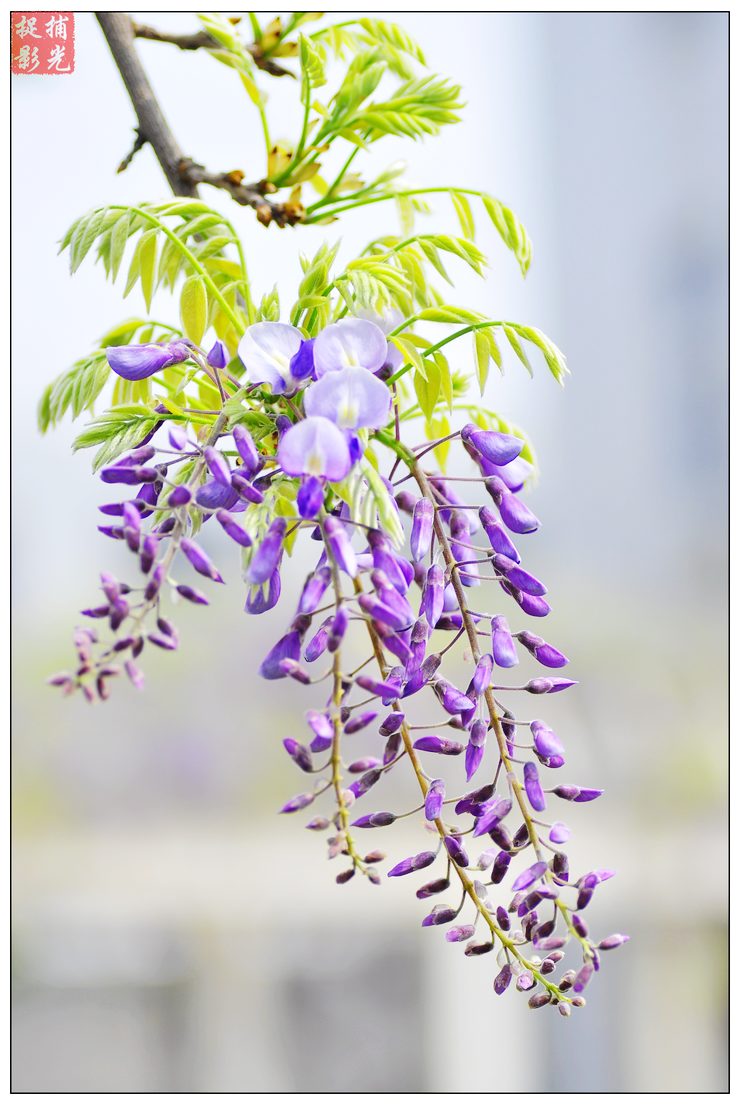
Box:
11, 11, 728, 1093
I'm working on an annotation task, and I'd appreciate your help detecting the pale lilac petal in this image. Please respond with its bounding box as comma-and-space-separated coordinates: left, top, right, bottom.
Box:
304, 365, 391, 430
237, 322, 303, 393
278, 416, 352, 481
313, 319, 388, 377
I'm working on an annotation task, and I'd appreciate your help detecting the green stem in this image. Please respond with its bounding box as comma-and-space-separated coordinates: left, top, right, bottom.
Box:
305, 186, 488, 222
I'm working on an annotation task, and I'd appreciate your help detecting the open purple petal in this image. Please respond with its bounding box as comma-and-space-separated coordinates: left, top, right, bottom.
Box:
278, 416, 352, 482
304, 365, 391, 430
313, 318, 388, 377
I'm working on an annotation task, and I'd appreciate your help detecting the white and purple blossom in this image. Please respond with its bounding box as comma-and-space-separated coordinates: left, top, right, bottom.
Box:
313, 318, 388, 377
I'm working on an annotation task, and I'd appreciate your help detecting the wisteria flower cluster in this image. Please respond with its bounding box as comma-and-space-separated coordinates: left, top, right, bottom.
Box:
41, 10, 626, 1016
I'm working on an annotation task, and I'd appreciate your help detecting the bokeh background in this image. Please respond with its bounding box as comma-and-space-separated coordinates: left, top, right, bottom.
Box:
12, 11, 728, 1093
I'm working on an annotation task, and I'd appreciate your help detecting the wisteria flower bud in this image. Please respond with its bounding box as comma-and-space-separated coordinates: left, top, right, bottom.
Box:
168, 485, 192, 508
517, 630, 568, 669
525, 677, 577, 695
552, 784, 603, 803
598, 934, 630, 950
491, 615, 518, 667
181, 537, 224, 583
351, 811, 396, 828
445, 925, 476, 943
444, 835, 469, 867
232, 424, 260, 477
421, 905, 459, 927
344, 711, 378, 735
206, 339, 228, 369
204, 447, 232, 487
249, 518, 286, 584
461, 423, 523, 466
282, 738, 313, 772
323, 516, 357, 578
387, 850, 436, 878
471, 654, 493, 695
413, 735, 463, 756
379, 711, 404, 736
549, 821, 570, 844
280, 792, 315, 814
176, 582, 209, 605
433, 678, 475, 716
298, 566, 331, 615
493, 964, 513, 995
424, 778, 445, 820
479, 507, 521, 562
410, 497, 434, 561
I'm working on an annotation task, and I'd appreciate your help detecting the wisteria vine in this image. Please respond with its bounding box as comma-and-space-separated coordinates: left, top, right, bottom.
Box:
41, 11, 626, 1015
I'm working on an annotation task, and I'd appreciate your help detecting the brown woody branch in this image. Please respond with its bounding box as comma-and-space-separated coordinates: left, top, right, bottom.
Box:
131, 18, 294, 77
95, 12, 303, 228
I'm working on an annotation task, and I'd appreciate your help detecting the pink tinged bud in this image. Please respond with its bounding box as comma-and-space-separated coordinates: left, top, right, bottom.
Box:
232, 424, 260, 477
598, 933, 630, 950
204, 447, 231, 487
387, 850, 436, 877
280, 792, 315, 814
249, 518, 286, 583
413, 735, 464, 756
491, 615, 518, 667
549, 821, 571, 844
515, 971, 535, 992
424, 778, 445, 820
523, 762, 547, 811
283, 738, 313, 772
168, 485, 192, 507
215, 509, 252, 547
472, 654, 493, 696
444, 835, 469, 867
446, 925, 476, 943
493, 964, 513, 995
181, 537, 224, 583
410, 498, 434, 561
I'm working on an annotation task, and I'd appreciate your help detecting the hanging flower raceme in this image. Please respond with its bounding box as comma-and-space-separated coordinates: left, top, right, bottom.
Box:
51, 295, 621, 1017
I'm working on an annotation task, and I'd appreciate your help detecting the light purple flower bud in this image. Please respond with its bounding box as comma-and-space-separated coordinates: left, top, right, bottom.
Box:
472, 654, 493, 695
410, 498, 434, 561
511, 861, 548, 893
327, 605, 349, 651
517, 631, 569, 669
444, 835, 469, 867
472, 797, 513, 837
297, 475, 324, 519
298, 566, 331, 614
598, 933, 630, 950
485, 478, 540, 534
206, 339, 228, 369
204, 447, 231, 487
422, 564, 445, 628
491, 615, 518, 667
424, 778, 445, 820
168, 485, 192, 507
278, 658, 312, 684
523, 762, 547, 811
260, 629, 303, 680
479, 507, 521, 562
215, 509, 252, 547
176, 583, 209, 605
181, 537, 224, 583
530, 720, 565, 760
106, 340, 190, 381
446, 925, 476, 943
434, 678, 475, 716
306, 710, 333, 752
358, 593, 412, 632
304, 620, 330, 662
461, 423, 523, 466
344, 711, 378, 735
387, 850, 436, 877
525, 677, 577, 694
280, 792, 315, 814
549, 821, 571, 844
124, 660, 145, 689
413, 735, 464, 756
573, 962, 594, 993
249, 518, 286, 584
232, 424, 260, 477
169, 424, 189, 450
465, 742, 485, 782
323, 516, 357, 578
347, 756, 382, 773
197, 478, 241, 510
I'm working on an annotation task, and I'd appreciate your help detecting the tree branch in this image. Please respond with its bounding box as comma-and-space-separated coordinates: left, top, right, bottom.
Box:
131, 18, 294, 77
96, 12, 304, 228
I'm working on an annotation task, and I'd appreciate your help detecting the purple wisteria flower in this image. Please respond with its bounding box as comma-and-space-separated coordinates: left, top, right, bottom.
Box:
278, 416, 352, 482
106, 339, 191, 380
313, 318, 388, 377
238, 322, 313, 394
303, 365, 391, 430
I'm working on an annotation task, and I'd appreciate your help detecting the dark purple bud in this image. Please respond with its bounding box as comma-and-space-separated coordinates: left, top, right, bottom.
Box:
383, 731, 402, 764
410, 498, 434, 561
479, 507, 521, 562
379, 711, 404, 736
204, 447, 231, 487
424, 778, 445, 820
168, 485, 192, 508
249, 518, 286, 584
517, 631, 568, 669
461, 423, 523, 466
181, 537, 224, 583
528, 992, 551, 1010
232, 424, 260, 477
421, 905, 459, 927
416, 877, 450, 899
326, 605, 348, 652
491, 851, 512, 884
495, 905, 510, 931
351, 811, 396, 828
413, 735, 463, 756
387, 850, 436, 878
347, 756, 382, 773
446, 925, 476, 943
444, 835, 469, 867
144, 564, 165, 601
323, 516, 357, 578
598, 933, 630, 950
294, 474, 322, 520
101, 465, 158, 486
552, 852, 569, 884
280, 792, 315, 814
282, 737, 313, 772
148, 631, 177, 650
493, 964, 513, 995
230, 473, 264, 505
206, 339, 228, 369
465, 741, 485, 782
552, 783, 603, 802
